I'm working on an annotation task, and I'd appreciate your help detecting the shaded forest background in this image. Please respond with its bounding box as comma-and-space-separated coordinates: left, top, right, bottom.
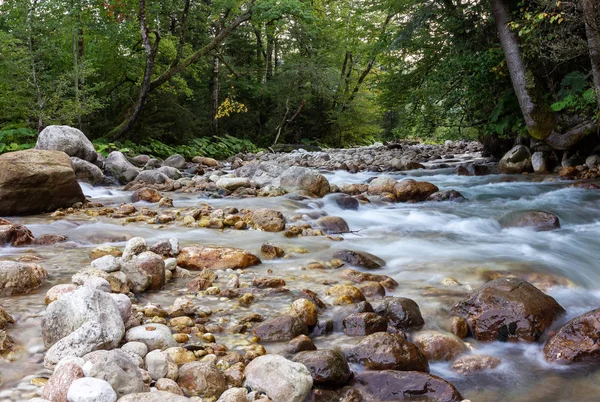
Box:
0, 0, 598, 158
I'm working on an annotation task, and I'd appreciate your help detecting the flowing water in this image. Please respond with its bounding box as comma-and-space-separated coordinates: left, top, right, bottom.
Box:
2, 155, 600, 401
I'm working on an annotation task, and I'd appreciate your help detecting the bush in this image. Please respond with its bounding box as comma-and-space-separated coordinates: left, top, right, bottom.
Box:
0, 127, 37, 154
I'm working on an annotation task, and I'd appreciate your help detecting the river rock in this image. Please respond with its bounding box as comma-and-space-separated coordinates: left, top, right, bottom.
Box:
346, 332, 429, 372
291, 298, 318, 326
451, 277, 565, 342
66, 377, 117, 402
134, 170, 170, 185
0, 149, 85, 215
91, 255, 121, 273
71, 157, 104, 185
343, 312, 387, 336
0, 219, 35, 247
375, 297, 425, 331
45, 284, 77, 304
544, 308, 600, 364
145, 349, 178, 381
177, 245, 261, 270
120, 251, 165, 292
412, 330, 467, 361
248, 209, 286, 232
133, 188, 163, 203
155, 378, 183, 395
216, 387, 247, 402
499, 210, 560, 231
316, 216, 350, 234
393, 179, 439, 202
0, 306, 14, 329
499, 145, 532, 174
0, 260, 48, 296
177, 362, 227, 398
329, 193, 359, 210
427, 189, 466, 202
157, 166, 181, 180
36, 125, 97, 162
42, 361, 84, 402
42, 287, 125, 367
244, 354, 313, 402
292, 350, 353, 387
287, 334, 317, 353
367, 176, 397, 195
0, 329, 16, 358
279, 166, 330, 197
105, 151, 139, 184
252, 314, 308, 341
117, 391, 189, 402
216, 177, 251, 191
532, 151, 551, 173
84, 349, 145, 397
326, 284, 365, 303
352, 370, 463, 401
163, 154, 186, 169
333, 249, 385, 269
125, 323, 177, 351
450, 354, 501, 374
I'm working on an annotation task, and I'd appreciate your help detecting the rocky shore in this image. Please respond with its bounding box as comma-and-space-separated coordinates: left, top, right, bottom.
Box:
2, 126, 600, 402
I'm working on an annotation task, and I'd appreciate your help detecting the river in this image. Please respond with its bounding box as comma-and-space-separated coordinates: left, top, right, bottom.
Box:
2, 155, 600, 401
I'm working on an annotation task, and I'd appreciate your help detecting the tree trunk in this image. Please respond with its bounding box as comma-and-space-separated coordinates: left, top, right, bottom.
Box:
109, 0, 159, 140
211, 56, 219, 135
490, 0, 553, 139
27, 0, 44, 131
583, 0, 600, 115
72, 0, 81, 128
265, 23, 275, 82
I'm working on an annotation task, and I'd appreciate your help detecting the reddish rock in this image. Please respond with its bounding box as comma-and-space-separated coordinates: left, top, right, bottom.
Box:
293, 350, 353, 387
42, 362, 84, 402
376, 297, 425, 331
345, 332, 429, 372
544, 308, 600, 364
287, 335, 317, 353
341, 269, 398, 289
333, 249, 386, 269
413, 330, 467, 361
133, 188, 163, 203
177, 245, 261, 270
34, 234, 68, 246
352, 370, 462, 401
451, 278, 565, 342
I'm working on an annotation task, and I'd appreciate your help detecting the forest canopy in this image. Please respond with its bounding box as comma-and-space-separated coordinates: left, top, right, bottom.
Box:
0, 0, 598, 155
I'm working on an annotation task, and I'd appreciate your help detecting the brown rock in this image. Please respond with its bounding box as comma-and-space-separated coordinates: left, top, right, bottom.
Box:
343, 313, 387, 336
177, 361, 227, 398
0, 220, 35, 247
287, 335, 317, 354
346, 332, 429, 372
291, 299, 318, 326
412, 330, 467, 361
333, 250, 386, 269
544, 308, 600, 364
252, 277, 286, 288
376, 297, 424, 331
451, 354, 501, 375
34, 234, 68, 245
224, 363, 245, 387
42, 362, 84, 402
0, 306, 14, 329
341, 269, 398, 289
451, 277, 565, 342
367, 176, 398, 195
177, 245, 261, 270
352, 370, 462, 401
261, 243, 285, 259
357, 281, 386, 298
393, 179, 439, 202
316, 216, 350, 234
300, 289, 327, 310
133, 188, 163, 203
0, 149, 85, 216
0, 261, 48, 296
450, 316, 469, 339
0, 330, 17, 359
90, 245, 122, 260
326, 285, 365, 303
293, 350, 353, 387
252, 314, 309, 342
248, 209, 286, 232
187, 276, 213, 291
155, 378, 183, 395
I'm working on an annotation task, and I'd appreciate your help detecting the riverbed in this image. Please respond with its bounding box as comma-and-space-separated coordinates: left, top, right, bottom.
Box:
2, 154, 600, 402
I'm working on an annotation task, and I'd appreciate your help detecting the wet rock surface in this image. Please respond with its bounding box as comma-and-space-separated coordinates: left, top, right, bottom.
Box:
544, 308, 600, 364
451, 278, 565, 342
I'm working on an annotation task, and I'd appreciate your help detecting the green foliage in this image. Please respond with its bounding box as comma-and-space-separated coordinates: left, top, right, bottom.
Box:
0, 127, 37, 154
93, 135, 260, 160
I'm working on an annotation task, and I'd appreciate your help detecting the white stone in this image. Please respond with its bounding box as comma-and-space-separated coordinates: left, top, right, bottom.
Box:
67, 377, 117, 402
91, 255, 121, 273
244, 354, 313, 402
125, 324, 177, 351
